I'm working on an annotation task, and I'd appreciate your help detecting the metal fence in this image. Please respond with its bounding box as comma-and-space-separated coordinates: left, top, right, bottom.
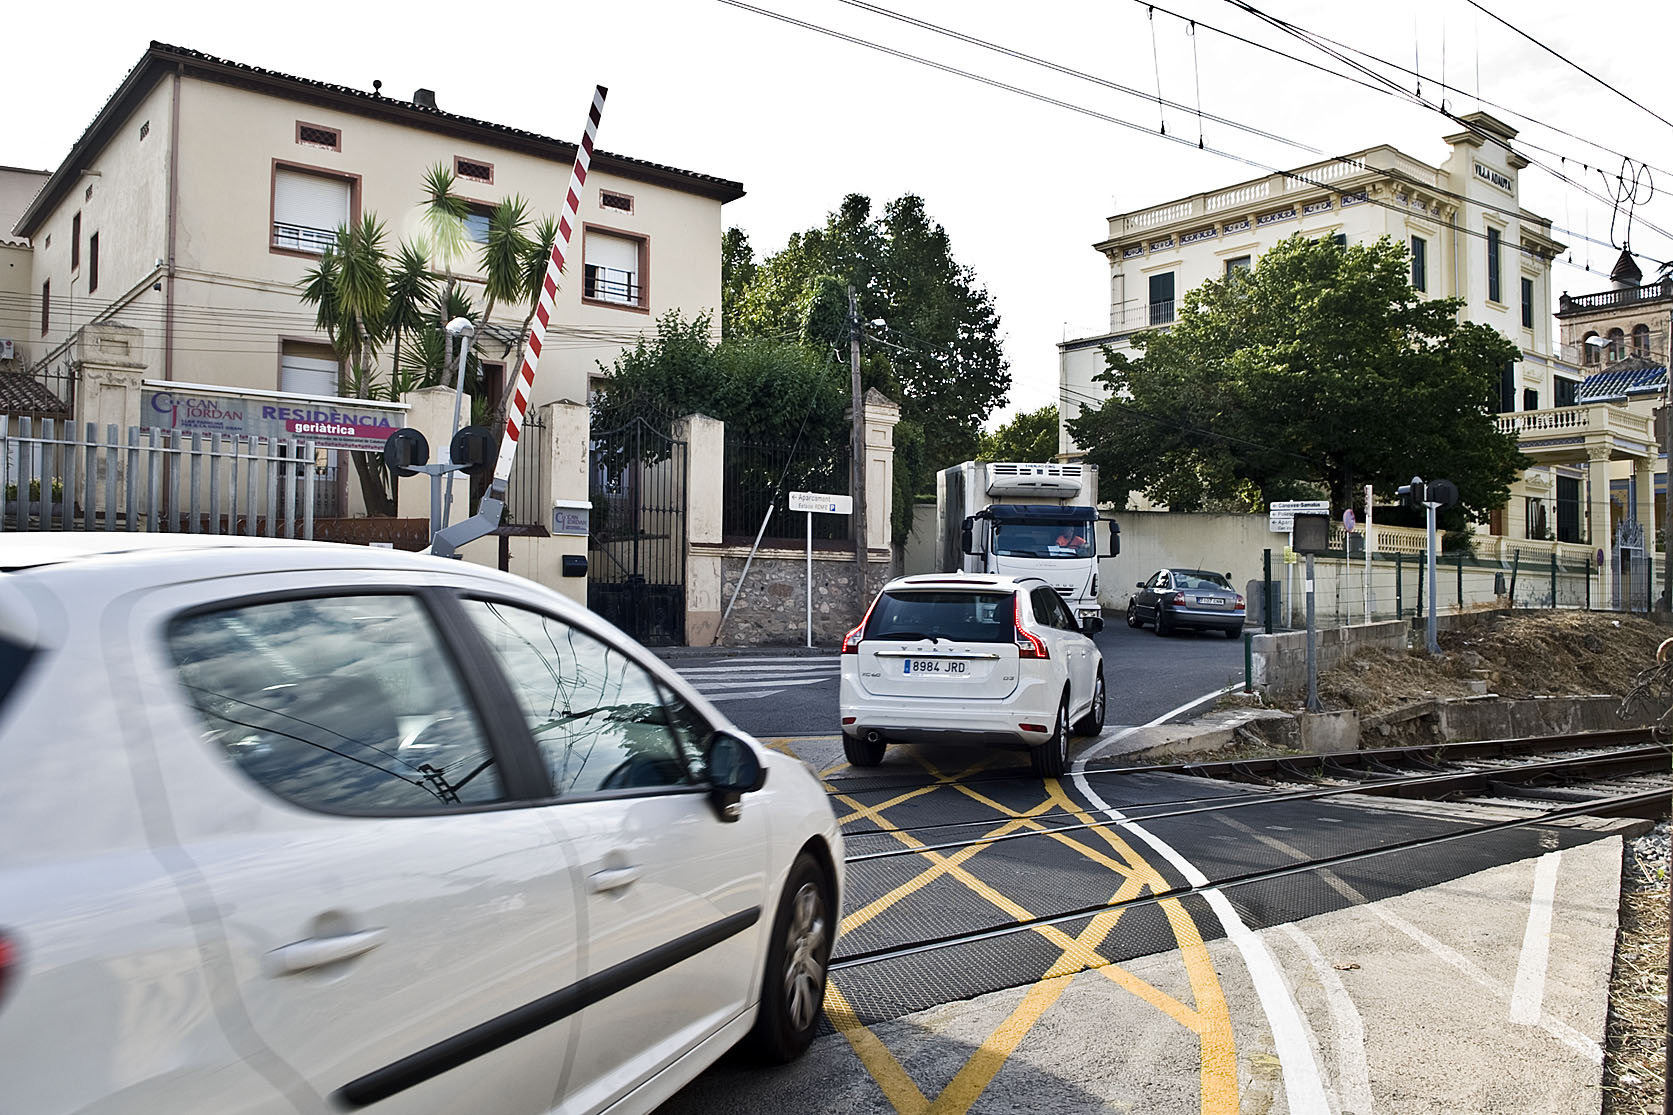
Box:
1, 416, 316, 538
503, 412, 547, 526
723, 439, 851, 542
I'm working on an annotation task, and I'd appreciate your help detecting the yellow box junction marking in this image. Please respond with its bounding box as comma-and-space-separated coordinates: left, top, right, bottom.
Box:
819, 755, 1238, 1115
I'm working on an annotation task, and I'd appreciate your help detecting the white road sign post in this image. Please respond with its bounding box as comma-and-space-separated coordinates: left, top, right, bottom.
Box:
789, 491, 854, 647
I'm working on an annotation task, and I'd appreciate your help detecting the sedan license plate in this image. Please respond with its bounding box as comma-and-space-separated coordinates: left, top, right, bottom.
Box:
1195, 595, 1222, 606
906, 658, 967, 675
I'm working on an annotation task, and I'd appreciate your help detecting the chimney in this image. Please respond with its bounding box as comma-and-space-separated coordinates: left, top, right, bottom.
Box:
413, 88, 437, 110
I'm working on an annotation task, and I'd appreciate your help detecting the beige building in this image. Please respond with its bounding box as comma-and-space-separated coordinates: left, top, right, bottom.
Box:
1058, 113, 1658, 599
8, 41, 741, 524
1555, 254, 1673, 556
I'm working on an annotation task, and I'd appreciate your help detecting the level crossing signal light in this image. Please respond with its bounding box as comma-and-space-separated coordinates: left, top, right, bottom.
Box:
1397, 476, 1458, 509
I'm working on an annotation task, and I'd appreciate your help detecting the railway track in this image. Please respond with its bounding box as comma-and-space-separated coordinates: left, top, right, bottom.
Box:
828, 728, 1669, 987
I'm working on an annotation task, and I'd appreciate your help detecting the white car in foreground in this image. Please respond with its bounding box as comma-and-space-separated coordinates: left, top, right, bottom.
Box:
838, 573, 1106, 777
0, 535, 841, 1115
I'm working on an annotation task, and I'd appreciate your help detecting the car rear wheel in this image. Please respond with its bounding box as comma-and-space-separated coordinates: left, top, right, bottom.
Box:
746, 853, 833, 1063
1155, 610, 1173, 637
842, 732, 887, 767
1031, 696, 1069, 778
1226, 624, 1243, 639
1074, 670, 1105, 736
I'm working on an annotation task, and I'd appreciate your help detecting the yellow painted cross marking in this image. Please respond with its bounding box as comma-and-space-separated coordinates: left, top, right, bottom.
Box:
815, 753, 1239, 1115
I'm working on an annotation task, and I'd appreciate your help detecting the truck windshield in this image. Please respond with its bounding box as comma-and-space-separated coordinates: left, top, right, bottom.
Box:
991, 521, 1093, 558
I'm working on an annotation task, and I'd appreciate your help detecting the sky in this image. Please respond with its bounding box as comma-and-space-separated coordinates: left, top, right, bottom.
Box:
7, 0, 1673, 427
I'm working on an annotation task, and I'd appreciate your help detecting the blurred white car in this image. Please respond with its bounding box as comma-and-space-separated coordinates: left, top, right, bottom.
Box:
838, 573, 1106, 777
0, 536, 841, 1115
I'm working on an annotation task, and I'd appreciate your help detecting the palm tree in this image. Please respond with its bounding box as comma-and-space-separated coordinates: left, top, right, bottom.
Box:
299, 213, 396, 515
419, 163, 470, 386
384, 239, 437, 379
479, 195, 533, 329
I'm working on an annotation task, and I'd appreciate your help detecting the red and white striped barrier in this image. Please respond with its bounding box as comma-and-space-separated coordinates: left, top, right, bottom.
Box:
488, 85, 607, 498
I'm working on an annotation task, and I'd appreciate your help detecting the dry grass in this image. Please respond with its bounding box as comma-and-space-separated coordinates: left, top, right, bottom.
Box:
1315, 611, 1671, 716
1603, 867, 1669, 1115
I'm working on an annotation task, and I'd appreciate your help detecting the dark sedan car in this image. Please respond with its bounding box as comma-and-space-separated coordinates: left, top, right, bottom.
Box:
1127, 568, 1245, 638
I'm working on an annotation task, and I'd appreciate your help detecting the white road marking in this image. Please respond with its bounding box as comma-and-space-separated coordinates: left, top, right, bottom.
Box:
1069, 684, 1332, 1115
1509, 851, 1561, 1026
1281, 922, 1374, 1115
1079, 682, 1244, 761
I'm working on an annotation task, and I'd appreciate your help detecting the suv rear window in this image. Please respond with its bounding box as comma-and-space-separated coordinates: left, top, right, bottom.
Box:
865, 591, 1015, 643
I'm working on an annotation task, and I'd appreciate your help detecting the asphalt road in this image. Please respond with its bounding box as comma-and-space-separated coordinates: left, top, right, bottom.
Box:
659, 616, 1247, 740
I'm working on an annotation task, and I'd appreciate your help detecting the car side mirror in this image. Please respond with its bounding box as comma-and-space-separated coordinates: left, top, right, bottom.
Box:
1082, 616, 1104, 634
1135, 582, 1146, 590
706, 732, 767, 823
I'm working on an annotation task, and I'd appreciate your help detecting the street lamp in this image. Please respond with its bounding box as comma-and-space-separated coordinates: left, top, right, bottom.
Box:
442, 316, 476, 530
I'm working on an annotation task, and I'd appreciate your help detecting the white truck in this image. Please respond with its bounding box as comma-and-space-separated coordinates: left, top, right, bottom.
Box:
936, 461, 1116, 631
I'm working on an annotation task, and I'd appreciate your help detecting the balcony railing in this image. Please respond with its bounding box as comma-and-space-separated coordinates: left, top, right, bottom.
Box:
1495, 402, 1652, 443
272, 222, 335, 254
584, 265, 641, 305
1558, 279, 1673, 315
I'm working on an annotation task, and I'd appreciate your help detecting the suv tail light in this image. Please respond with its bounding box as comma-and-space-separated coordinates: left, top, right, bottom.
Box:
0, 930, 16, 1009
1015, 612, 1049, 659
842, 594, 881, 654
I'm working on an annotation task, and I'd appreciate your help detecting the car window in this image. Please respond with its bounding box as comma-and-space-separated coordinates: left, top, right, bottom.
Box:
866, 590, 1016, 643
1177, 572, 1231, 591
1044, 590, 1077, 630
168, 594, 504, 813
461, 599, 707, 796
1029, 588, 1064, 631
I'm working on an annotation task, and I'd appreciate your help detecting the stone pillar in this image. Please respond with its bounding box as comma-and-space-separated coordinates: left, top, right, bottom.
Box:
860, 388, 901, 575
677, 413, 724, 645
1587, 445, 1614, 607
394, 385, 455, 521
69, 324, 148, 519
539, 400, 591, 604
1634, 456, 1655, 543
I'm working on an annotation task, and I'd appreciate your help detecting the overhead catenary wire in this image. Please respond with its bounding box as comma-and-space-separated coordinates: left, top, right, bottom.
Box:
774, 0, 1668, 272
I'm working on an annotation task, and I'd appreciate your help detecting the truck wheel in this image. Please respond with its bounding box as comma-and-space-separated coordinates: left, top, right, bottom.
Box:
1031, 697, 1069, 778
1074, 671, 1105, 736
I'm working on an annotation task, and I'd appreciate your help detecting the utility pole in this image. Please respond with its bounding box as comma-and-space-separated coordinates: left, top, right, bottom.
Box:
849, 285, 868, 610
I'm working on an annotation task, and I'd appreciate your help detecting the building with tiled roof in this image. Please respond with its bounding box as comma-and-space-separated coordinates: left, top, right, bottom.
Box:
6, 41, 743, 581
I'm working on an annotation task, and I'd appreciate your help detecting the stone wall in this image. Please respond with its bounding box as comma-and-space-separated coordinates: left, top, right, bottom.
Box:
714, 547, 896, 647
1250, 619, 1409, 700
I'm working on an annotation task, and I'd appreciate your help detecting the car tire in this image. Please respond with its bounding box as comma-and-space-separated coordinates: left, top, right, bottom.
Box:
1125, 607, 1142, 629
745, 853, 833, 1063
1031, 695, 1069, 778
1074, 670, 1106, 736
842, 732, 887, 767
1155, 610, 1173, 637
1226, 624, 1243, 639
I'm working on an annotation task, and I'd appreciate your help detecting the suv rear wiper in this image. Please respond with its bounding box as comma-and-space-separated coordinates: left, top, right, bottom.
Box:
870, 630, 942, 643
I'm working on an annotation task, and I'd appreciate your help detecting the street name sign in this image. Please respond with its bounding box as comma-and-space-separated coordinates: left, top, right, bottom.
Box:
1268, 499, 1330, 533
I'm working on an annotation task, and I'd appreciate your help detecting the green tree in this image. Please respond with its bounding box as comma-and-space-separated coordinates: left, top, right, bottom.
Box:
727, 193, 1010, 473
1065, 234, 1526, 520
978, 405, 1059, 463
720, 227, 757, 339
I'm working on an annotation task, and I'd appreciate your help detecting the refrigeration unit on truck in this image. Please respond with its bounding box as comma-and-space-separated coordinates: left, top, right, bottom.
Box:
936, 461, 1117, 631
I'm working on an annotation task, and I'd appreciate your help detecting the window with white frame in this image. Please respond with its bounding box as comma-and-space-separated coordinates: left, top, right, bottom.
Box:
584, 229, 643, 306
273, 167, 351, 254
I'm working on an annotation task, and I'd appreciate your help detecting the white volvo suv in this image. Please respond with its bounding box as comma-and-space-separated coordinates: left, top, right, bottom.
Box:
0, 535, 842, 1115
838, 574, 1106, 777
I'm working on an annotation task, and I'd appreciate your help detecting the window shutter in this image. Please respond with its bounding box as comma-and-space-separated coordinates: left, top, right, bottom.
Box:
280, 354, 342, 397
587, 233, 639, 275
274, 169, 350, 248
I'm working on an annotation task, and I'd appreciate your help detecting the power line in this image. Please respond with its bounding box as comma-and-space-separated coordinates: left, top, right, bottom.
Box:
720, 0, 1658, 275
1463, 0, 1673, 136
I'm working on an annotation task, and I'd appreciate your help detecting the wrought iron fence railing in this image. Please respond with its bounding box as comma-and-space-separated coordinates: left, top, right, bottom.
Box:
723, 439, 851, 543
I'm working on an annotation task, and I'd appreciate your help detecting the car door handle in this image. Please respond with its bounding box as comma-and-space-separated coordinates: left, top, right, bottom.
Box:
589, 865, 642, 893
264, 927, 387, 976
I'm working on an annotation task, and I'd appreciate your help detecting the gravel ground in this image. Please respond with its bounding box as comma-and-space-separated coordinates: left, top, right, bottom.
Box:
1605, 820, 1670, 1115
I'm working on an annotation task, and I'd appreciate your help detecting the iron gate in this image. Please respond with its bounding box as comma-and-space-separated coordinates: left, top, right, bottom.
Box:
587, 417, 687, 645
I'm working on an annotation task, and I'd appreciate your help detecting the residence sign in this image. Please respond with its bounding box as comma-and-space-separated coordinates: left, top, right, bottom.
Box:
788, 491, 852, 515
142, 381, 406, 452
